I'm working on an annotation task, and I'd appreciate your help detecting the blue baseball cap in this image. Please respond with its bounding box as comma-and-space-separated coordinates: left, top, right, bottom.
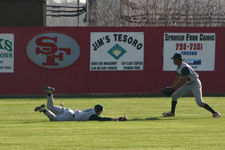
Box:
94, 104, 104, 112
171, 53, 182, 59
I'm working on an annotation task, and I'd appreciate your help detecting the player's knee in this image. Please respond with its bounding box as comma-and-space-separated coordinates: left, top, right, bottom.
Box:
197, 102, 205, 107
171, 94, 178, 101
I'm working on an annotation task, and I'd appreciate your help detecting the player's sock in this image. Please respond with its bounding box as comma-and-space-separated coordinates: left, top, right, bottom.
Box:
171, 101, 177, 114
203, 103, 216, 114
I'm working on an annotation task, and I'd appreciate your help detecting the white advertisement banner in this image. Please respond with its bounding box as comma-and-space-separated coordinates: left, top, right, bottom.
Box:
90, 32, 144, 71
163, 33, 215, 71
0, 34, 14, 73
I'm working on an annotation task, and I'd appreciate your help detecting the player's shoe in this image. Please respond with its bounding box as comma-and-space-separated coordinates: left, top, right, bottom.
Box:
213, 112, 221, 118
34, 104, 46, 112
162, 112, 175, 117
43, 86, 55, 94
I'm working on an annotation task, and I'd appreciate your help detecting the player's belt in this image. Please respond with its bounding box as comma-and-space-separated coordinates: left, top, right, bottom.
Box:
186, 81, 195, 85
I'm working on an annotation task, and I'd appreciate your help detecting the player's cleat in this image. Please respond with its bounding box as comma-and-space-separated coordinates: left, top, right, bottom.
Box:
43, 86, 55, 94
162, 112, 175, 117
34, 104, 46, 112
213, 112, 221, 118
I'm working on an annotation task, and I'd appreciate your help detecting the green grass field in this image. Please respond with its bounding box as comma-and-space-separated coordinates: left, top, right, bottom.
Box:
0, 96, 224, 150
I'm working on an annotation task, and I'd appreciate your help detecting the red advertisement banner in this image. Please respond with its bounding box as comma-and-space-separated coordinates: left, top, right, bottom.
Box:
0, 27, 224, 95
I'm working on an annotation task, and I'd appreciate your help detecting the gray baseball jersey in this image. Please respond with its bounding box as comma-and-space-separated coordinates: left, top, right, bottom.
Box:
176, 62, 199, 84
172, 62, 204, 106
73, 108, 97, 121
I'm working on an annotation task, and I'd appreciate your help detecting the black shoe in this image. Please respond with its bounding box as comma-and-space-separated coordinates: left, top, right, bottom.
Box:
213, 112, 221, 118
34, 104, 46, 112
43, 86, 55, 94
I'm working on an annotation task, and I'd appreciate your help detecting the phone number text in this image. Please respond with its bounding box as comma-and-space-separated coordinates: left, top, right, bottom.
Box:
176, 43, 203, 50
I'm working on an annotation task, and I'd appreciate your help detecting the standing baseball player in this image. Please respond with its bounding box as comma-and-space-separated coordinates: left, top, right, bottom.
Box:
34, 86, 127, 121
162, 53, 220, 118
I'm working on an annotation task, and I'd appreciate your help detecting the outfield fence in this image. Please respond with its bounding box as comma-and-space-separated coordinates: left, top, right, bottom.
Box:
0, 27, 224, 95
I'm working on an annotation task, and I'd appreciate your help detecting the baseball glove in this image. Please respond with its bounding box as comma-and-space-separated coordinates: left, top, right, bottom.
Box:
118, 116, 128, 121
161, 87, 174, 96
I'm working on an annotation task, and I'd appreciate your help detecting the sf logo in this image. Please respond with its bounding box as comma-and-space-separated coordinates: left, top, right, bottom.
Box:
35, 36, 71, 66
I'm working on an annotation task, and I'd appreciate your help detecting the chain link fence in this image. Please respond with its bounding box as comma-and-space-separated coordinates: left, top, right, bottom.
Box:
47, 0, 225, 27
89, 0, 225, 27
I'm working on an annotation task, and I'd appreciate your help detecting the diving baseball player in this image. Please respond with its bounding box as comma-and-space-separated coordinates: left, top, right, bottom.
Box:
162, 53, 221, 118
34, 86, 127, 121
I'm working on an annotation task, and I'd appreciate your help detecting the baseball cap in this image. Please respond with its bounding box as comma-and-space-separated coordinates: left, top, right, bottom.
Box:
171, 53, 182, 59
94, 104, 104, 112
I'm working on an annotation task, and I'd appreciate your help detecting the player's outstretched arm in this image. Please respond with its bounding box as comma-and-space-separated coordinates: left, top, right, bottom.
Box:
89, 114, 127, 121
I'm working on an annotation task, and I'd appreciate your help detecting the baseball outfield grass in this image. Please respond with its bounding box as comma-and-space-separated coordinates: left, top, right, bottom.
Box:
0, 96, 224, 150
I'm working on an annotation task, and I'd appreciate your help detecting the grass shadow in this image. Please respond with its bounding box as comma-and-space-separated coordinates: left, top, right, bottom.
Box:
128, 117, 161, 121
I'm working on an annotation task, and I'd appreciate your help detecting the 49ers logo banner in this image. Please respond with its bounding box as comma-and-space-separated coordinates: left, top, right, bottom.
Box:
26, 33, 80, 69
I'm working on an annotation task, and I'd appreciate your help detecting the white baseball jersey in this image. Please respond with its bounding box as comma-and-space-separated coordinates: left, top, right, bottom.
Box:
173, 62, 203, 106
176, 62, 199, 84
73, 108, 97, 121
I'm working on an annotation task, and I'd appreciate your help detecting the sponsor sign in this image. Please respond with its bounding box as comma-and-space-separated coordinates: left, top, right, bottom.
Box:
0, 34, 14, 73
27, 33, 80, 69
90, 32, 144, 71
163, 33, 215, 71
